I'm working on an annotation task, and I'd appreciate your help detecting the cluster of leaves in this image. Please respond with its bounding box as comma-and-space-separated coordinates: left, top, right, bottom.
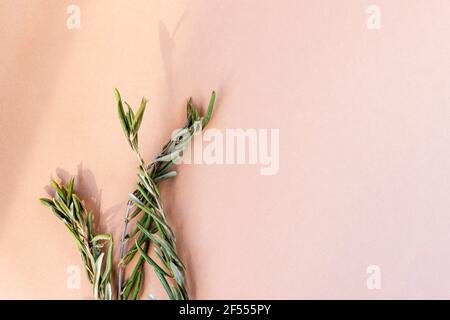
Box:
39, 89, 215, 300
40, 178, 113, 300
115, 88, 216, 300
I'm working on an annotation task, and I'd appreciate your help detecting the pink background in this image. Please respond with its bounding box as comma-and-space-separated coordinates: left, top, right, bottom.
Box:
1, 0, 450, 299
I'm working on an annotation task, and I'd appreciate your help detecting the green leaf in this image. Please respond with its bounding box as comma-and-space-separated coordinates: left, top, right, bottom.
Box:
154, 150, 181, 162
128, 204, 142, 220
121, 246, 138, 266
131, 271, 143, 300
51, 179, 66, 202
39, 198, 55, 210
72, 195, 81, 216
155, 270, 175, 300
55, 199, 73, 220
173, 285, 181, 299
131, 97, 147, 136
115, 88, 130, 138
65, 177, 74, 205
154, 171, 177, 183
135, 240, 171, 277
102, 236, 113, 285
113, 87, 121, 101
148, 176, 161, 198
187, 97, 195, 124
136, 184, 153, 206
91, 234, 111, 243
122, 248, 146, 300
121, 280, 133, 300
136, 222, 182, 267
129, 193, 144, 208
134, 210, 171, 242
104, 282, 112, 300
40, 198, 68, 222
170, 261, 185, 287
126, 102, 134, 125
135, 213, 153, 243
202, 90, 216, 127
87, 211, 93, 240
137, 173, 155, 198
93, 253, 104, 300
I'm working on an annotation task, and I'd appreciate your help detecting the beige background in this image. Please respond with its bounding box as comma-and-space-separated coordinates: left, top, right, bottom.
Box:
1, 0, 450, 299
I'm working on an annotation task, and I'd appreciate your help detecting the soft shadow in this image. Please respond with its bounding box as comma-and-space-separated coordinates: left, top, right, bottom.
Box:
45, 163, 124, 236
56, 164, 101, 215
158, 9, 188, 93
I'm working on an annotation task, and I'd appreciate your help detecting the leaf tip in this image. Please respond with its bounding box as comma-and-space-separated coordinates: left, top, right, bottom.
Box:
113, 87, 121, 101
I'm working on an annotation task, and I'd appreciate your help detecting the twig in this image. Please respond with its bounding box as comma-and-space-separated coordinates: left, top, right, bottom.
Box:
117, 200, 132, 299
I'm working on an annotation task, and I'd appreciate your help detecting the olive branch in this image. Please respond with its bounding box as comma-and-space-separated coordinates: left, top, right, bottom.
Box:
115, 88, 215, 300
40, 89, 216, 300
40, 178, 113, 300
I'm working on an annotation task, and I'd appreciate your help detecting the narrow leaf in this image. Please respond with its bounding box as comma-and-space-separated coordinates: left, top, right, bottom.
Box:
170, 261, 185, 287
131, 97, 147, 135
135, 240, 171, 277
154, 171, 177, 183
202, 90, 216, 127
131, 271, 143, 300
155, 271, 175, 300
115, 88, 130, 138
93, 253, 104, 300
65, 177, 74, 205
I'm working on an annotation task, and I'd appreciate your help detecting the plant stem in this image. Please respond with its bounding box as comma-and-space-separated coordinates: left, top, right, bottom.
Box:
118, 149, 146, 299
117, 201, 132, 299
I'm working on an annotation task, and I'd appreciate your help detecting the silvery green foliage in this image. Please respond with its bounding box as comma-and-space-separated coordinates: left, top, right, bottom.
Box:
115, 88, 216, 300
40, 89, 215, 300
40, 178, 113, 300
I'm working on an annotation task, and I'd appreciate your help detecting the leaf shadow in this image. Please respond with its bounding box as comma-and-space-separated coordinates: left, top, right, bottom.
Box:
44, 163, 124, 236
158, 9, 188, 93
